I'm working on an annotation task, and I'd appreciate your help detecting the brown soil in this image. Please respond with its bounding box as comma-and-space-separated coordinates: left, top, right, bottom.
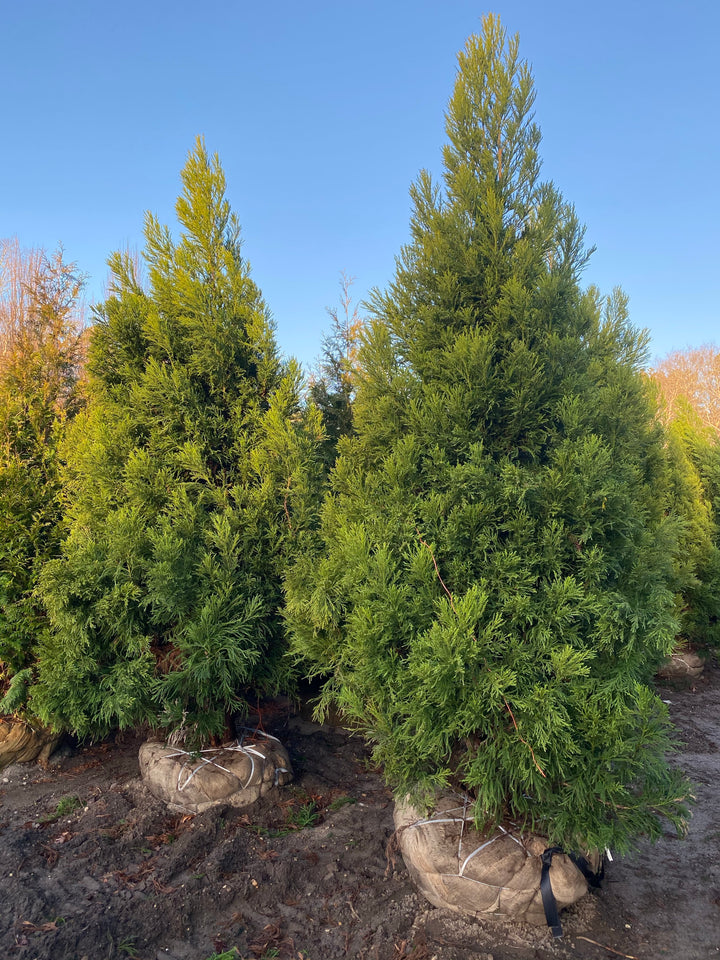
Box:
1, 662, 720, 960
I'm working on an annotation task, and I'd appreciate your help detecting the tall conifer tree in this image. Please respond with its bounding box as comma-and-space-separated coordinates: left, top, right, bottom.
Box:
35, 140, 321, 741
658, 401, 720, 647
286, 18, 690, 853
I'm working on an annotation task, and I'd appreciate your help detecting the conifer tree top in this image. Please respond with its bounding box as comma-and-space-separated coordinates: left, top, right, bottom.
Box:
443, 15, 541, 232
363, 16, 594, 401
91, 137, 280, 403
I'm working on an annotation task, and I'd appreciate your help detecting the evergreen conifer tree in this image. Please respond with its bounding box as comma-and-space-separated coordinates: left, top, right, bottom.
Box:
661, 402, 720, 647
648, 356, 720, 648
35, 140, 322, 742
286, 17, 690, 854
0, 242, 86, 716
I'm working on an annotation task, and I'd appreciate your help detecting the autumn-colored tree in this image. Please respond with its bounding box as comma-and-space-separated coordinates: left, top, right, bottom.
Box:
0, 239, 86, 714
650, 345, 720, 434
0, 239, 86, 413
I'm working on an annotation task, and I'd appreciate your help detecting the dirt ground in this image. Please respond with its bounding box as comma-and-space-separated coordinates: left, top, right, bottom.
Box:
2, 662, 720, 960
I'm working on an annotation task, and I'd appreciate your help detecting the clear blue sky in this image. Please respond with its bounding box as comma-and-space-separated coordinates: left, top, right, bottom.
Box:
2, 1, 718, 370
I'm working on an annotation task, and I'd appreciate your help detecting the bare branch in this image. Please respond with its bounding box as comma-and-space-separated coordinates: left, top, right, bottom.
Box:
649, 345, 720, 435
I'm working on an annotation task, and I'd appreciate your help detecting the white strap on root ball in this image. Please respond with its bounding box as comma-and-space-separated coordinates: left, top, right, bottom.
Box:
139, 730, 293, 814
394, 794, 599, 925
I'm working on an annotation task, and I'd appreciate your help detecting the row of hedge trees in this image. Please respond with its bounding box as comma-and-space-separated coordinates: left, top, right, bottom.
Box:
1, 16, 716, 854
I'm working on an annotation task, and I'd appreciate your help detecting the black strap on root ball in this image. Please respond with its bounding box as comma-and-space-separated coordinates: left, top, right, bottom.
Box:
540, 846, 604, 939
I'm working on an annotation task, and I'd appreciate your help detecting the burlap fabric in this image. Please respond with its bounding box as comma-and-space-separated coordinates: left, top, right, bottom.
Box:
0, 719, 62, 770
139, 732, 293, 814
657, 648, 704, 683
394, 795, 599, 925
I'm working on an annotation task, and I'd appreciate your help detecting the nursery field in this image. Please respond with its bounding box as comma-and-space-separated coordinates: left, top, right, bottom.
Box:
1, 663, 719, 960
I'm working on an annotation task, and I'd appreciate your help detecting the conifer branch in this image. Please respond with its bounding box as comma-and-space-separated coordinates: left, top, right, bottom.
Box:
416, 529, 456, 613
283, 477, 292, 530
417, 528, 545, 779
503, 696, 546, 778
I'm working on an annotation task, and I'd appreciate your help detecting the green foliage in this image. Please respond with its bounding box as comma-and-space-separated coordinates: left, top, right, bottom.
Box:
55, 795, 83, 815
117, 938, 140, 959
286, 17, 691, 854
287, 801, 318, 829
661, 403, 720, 647
647, 349, 720, 649
40, 795, 82, 823
34, 139, 322, 741
0, 243, 85, 716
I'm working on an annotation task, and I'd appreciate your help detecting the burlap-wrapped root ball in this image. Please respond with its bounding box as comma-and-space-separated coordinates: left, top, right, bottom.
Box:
656, 648, 704, 683
0, 719, 62, 770
139, 733, 293, 814
394, 795, 600, 925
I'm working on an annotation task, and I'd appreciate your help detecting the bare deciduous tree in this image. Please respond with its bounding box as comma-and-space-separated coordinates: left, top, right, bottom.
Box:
650, 344, 720, 434
0, 238, 87, 422
316, 271, 364, 393
0, 238, 43, 358
309, 272, 365, 467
